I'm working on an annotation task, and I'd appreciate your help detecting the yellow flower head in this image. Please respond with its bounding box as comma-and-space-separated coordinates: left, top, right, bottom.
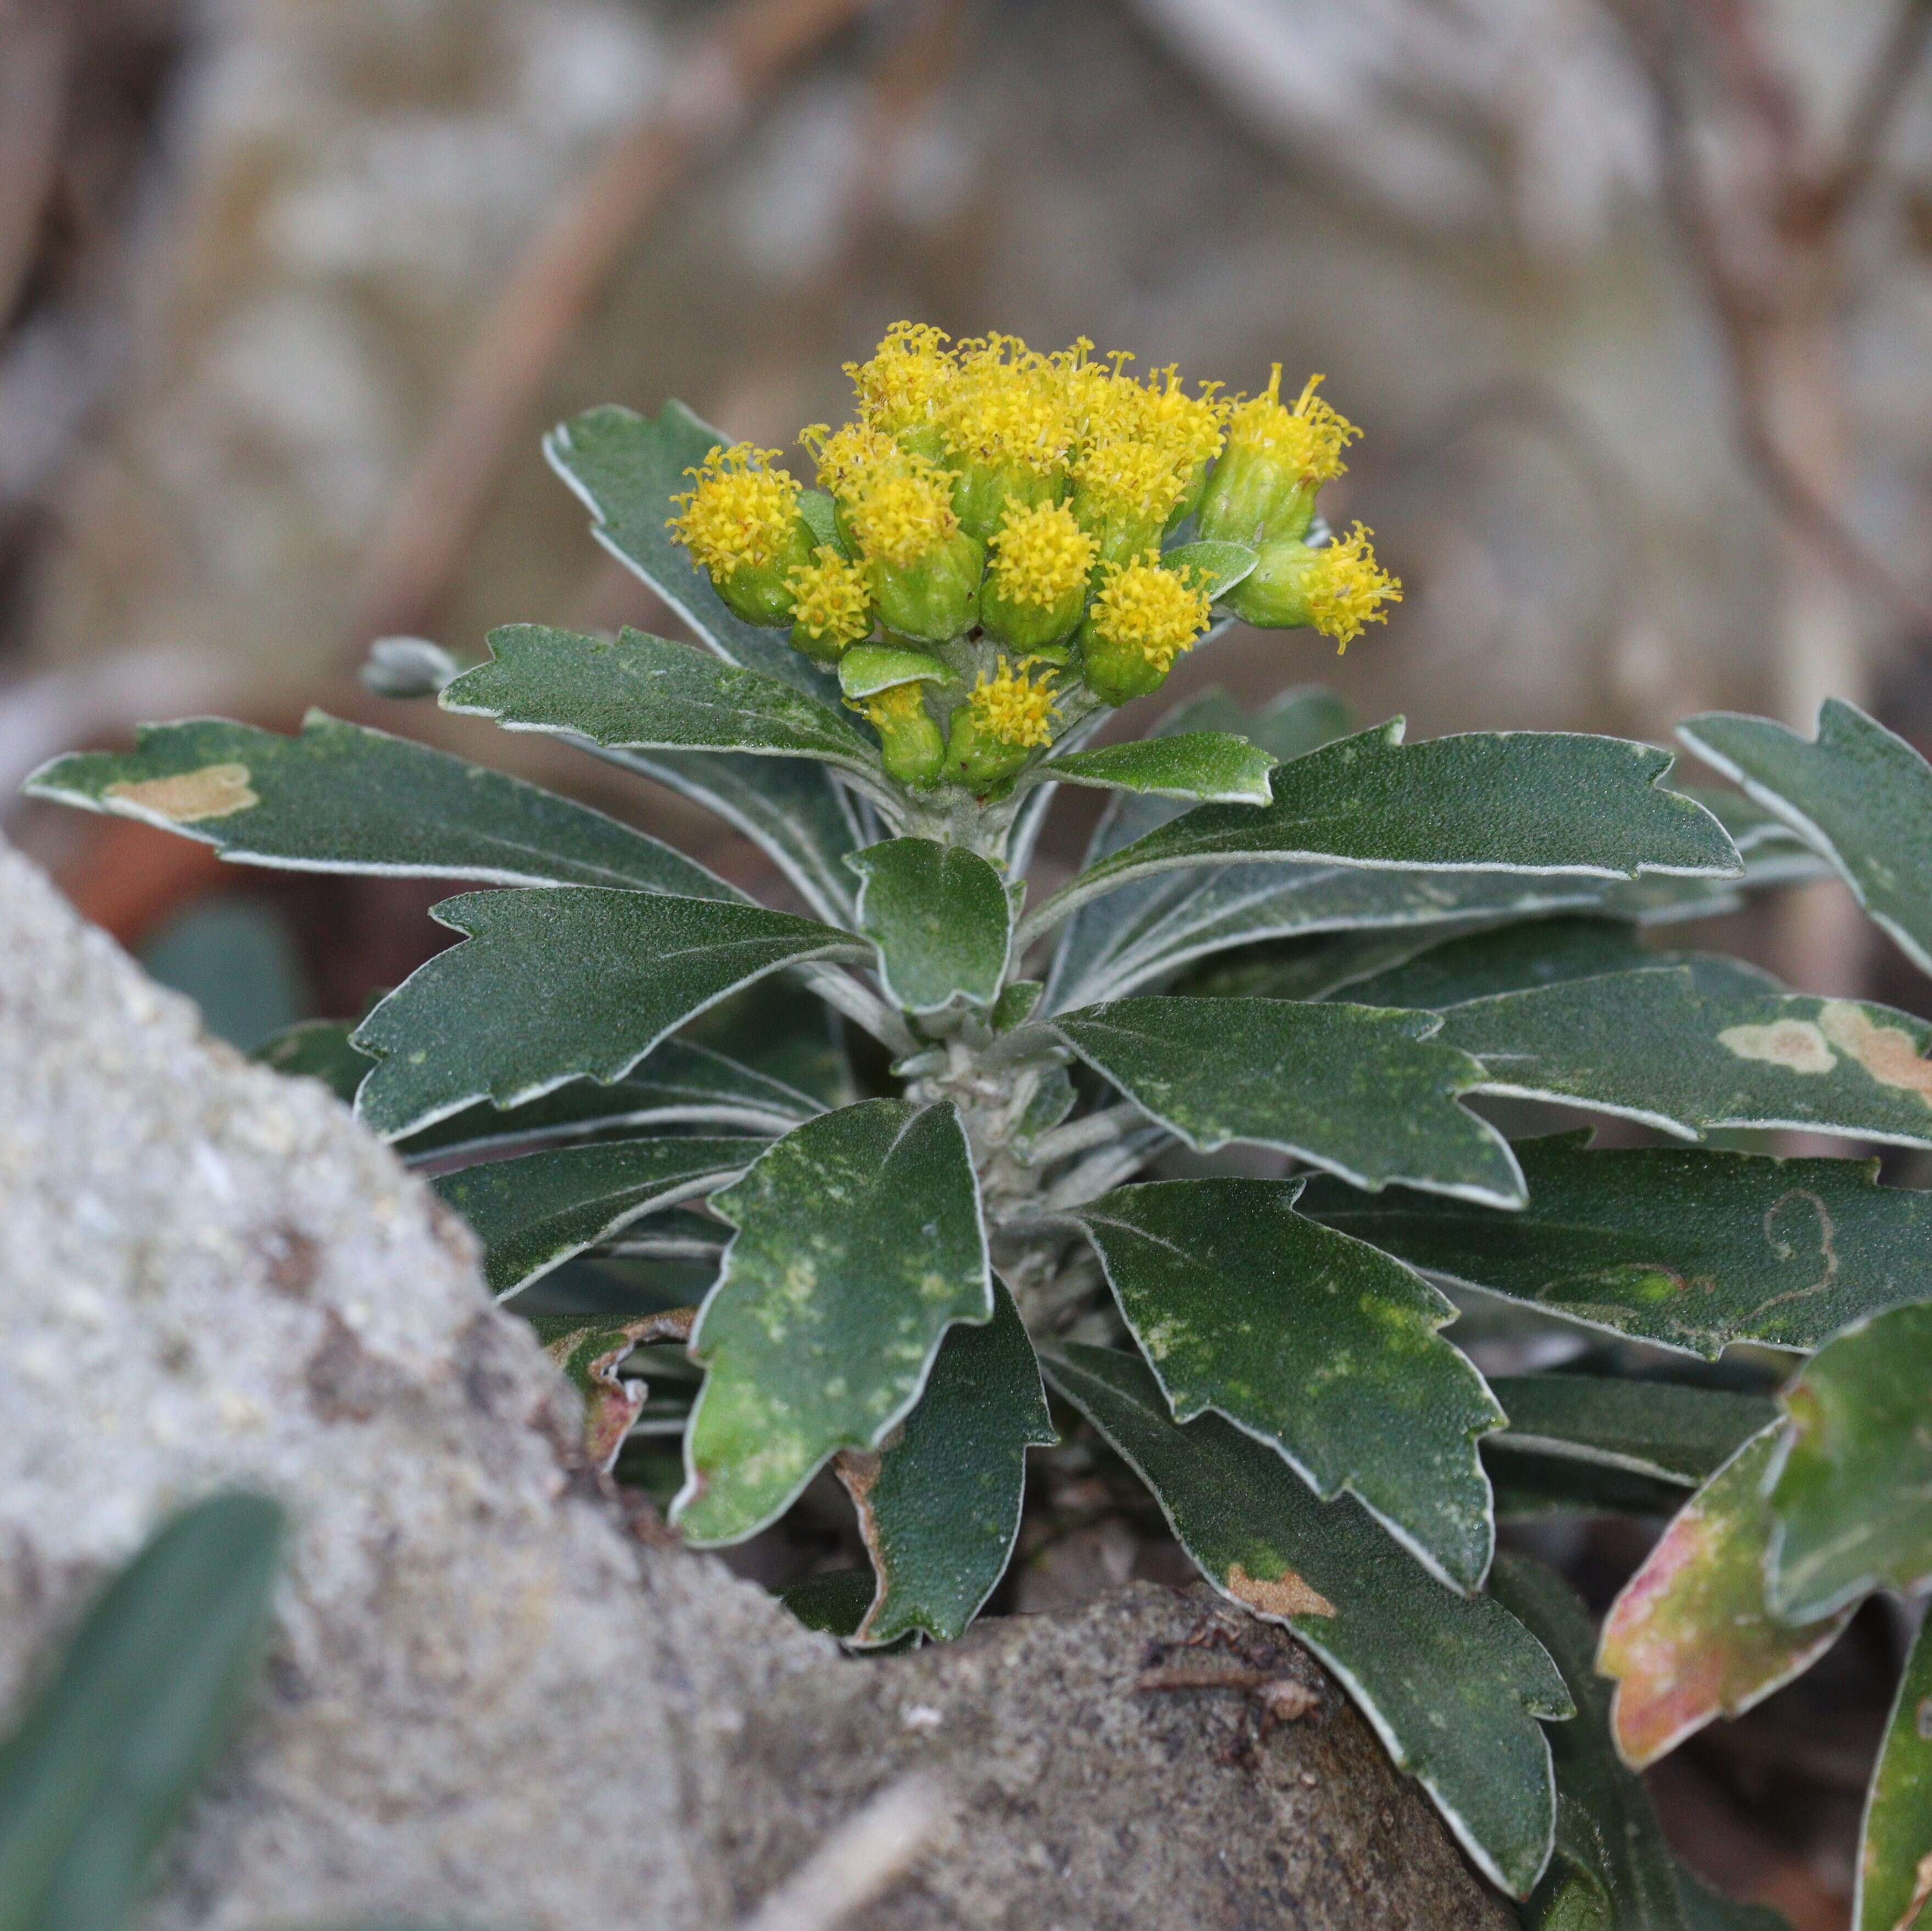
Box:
1226, 369, 1359, 483
1087, 555, 1213, 675
786, 546, 873, 651
801, 420, 897, 499
667, 443, 801, 577
1303, 523, 1402, 652
943, 335, 1073, 475
845, 321, 955, 435
1139, 364, 1228, 474
986, 500, 1096, 610
861, 680, 931, 733
968, 658, 1060, 749
844, 451, 961, 569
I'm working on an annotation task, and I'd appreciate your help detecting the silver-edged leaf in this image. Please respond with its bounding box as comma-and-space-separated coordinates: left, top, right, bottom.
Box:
1767, 1301, 1932, 1621
351, 889, 862, 1139
431, 1136, 760, 1299
1487, 1376, 1778, 1487
1682, 699, 1932, 976
444, 625, 882, 787
1855, 1605, 1932, 1931
1062, 1177, 1501, 1591
1040, 1342, 1571, 1900
1036, 733, 1276, 806
846, 838, 1011, 1013
674, 1100, 991, 1545
1302, 1131, 1932, 1359
24, 713, 735, 898
544, 399, 826, 697
1440, 968, 1932, 1149
1055, 996, 1524, 1206
1023, 722, 1740, 944
836, 1278, 1054, 1647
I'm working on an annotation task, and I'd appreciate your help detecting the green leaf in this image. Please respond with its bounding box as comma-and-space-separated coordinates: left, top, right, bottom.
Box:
1055, 996, 1523, 1206
1855, 1604, 1932, 1931
1682, 699, 1932, 975
846, 838, 1012, 1012
24, 713, 735, 898
1490, 1555, 1784, 1931
1484, 1447, 1690, 1523
797, 486, 845, 555
545, 400, 826, 697
1439, 968, 1932, 1150
779, 1568, 877, 1639
1062, 1178, 1501, 1591
1768, 1301, 1932, 1620
1025, 722, 1740, 944
836, 1278, 1054, 1646
675, 1100, 991, 1544
839, 645, 948, 700
1596, 1427, 1852, 1768
398, 1037, 822, 1160
590, 742, 861, 928
540, 1307, 695, 1471
1037, 733, 1278, 805
1039, 1342, 1570, 1899
1488, 1375, 1778, 1486
445, 625, 883, 787
0, 1494, 283, 1931
1339, 915, 1773, 1010
253, 1017, 371, 1103
1159, 538, 1258, 600
432, 1136, 759, 1298
1046, 863, 1614, 1011
352, 888, 861, 1138
1302, 1131, 1932, 1359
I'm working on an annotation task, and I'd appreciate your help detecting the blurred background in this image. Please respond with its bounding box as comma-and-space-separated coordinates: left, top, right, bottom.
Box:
4, 0, 1931, 1919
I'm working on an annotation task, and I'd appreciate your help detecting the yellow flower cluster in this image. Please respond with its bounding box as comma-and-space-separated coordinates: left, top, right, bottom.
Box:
968, 658, 1060, 749
986, 500, 1096, 610
943, 335, 1075, 476
1087, 556, 1213, 676
1304, 523, 1404, 651
786, 547, 872, 654
842, 454, 961, 570
667, 444, 800, 577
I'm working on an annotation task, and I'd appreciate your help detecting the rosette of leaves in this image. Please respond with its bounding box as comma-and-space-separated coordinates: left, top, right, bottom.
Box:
34, 333, 1932, 1910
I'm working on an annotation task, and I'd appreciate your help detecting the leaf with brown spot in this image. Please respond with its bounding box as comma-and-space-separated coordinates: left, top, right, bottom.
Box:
105, 764, 258, 822
1597, 1426, 1853, 1769
535, 1309, 695, 1473
1040, 1341, 1572, 1900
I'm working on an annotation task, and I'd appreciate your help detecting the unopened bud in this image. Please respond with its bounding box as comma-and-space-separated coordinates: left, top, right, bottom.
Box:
1196, 370, 1358, 547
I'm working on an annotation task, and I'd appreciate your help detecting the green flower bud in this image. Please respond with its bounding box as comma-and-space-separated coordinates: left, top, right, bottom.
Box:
980, 500, 1096, 652
951, 460, 1063, 545
860, 681, 946, 790
1226, 525, 1401, 651
1196, 369, 1359, 546
941, 707, 1029, 794
870, 529, 985, 645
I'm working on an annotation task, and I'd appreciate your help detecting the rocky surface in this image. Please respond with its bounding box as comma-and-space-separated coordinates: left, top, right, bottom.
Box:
0, 834, 1513, 1930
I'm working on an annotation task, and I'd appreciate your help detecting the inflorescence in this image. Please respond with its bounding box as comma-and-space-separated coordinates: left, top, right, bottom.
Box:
668, 324, 1400, 794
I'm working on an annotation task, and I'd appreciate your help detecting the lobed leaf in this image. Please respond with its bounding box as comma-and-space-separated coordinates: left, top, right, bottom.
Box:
1055, 996, 1524, 1206
1682, 699, 1932, 976
24, 713, 735, 898
431, 1137, 760, 1299
1037, 733, 1277, 806
1025, 722, 1740, 943
1063, 1178, 1501, 1591
1596, 1427, 1853, 1769
545, 400, 827, 697
1487, 1375, 1778, 1487
836, 1278, 1054, 1646
1855, 1606, 1932, 1931
1768, 1301, 1932, 1620
846, 838, 1011, 1012
1302, 1131, 1932, 1359
1440, 969, 1932, 1150
1040, 1342, 1571, 1899
675, 1100, 991, 1545
352, 888, 862, 1139
444, 624, 882, 786
0, 1494, 283, 1931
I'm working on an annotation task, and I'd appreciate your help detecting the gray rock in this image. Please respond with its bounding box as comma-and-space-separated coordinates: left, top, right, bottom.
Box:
0, 837, 1512, 1930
